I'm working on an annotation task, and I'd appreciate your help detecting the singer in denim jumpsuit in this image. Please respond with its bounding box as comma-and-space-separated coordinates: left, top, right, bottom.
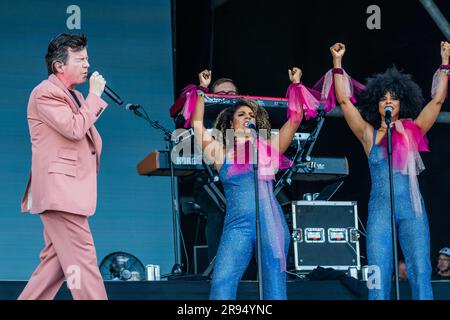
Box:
330, 41, 450, 299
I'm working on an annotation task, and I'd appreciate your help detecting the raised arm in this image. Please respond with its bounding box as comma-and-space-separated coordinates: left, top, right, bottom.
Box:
273, 67, 303, 154
190, 70, 223, 167
169, 70, 209, 118
414, 41, 450, 134
331, 43, 373, 152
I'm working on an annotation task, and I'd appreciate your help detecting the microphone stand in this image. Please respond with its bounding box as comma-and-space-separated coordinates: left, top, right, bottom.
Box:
198, 159, 227, 278
385, 112, 400, 300
274, 110, 326, 196
249, 130, 264, 300
130, 106, 183, 278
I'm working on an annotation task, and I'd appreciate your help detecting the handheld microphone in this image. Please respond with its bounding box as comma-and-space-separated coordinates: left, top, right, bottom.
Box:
244, 121, 258, 131
125, 103, 141, 111
88, 72, 123, 105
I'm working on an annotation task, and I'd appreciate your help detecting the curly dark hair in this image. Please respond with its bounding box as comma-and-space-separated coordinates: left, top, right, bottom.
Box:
213, 98, 271, 146
358, 66, 425, 129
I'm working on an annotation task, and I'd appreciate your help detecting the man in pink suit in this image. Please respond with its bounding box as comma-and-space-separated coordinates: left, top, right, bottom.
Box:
19, 33, 108, 300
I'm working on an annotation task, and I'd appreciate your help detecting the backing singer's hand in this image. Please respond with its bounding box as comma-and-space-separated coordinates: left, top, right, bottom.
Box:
441, 41, 450, 64
289, 67, 302, 84
198, 69, 211, 88
330, 43, 346, 58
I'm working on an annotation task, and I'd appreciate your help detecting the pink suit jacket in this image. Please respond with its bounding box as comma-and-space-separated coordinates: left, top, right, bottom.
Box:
21, 74, 108, 216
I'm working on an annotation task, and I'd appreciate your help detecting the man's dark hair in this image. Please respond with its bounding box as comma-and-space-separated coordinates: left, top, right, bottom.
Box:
45, 33, 88, 75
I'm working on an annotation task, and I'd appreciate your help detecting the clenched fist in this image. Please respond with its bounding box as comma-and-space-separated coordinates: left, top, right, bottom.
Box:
441, 41, 450, 64
289, 67, 302, 84
198, 69, 212, 88
330, 43, 346, 59
89, 71, 106, 97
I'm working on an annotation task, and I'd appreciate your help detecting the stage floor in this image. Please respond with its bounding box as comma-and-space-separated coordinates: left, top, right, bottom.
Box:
1, 280, 449, 300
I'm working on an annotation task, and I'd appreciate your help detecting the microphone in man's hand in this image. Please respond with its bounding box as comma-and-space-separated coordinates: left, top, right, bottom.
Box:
88, 72, 123, 105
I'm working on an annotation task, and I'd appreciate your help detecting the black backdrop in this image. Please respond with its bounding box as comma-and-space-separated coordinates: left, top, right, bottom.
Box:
174, 0, 450, 273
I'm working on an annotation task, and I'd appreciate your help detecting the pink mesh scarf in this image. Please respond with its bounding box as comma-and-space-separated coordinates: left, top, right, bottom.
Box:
380, 120, 429, 215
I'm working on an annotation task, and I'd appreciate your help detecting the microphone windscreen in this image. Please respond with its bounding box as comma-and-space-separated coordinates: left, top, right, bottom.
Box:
245, 121, 257, 129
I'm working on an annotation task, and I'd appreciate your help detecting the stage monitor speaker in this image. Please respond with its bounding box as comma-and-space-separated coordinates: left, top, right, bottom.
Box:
292, 201, 361, 271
